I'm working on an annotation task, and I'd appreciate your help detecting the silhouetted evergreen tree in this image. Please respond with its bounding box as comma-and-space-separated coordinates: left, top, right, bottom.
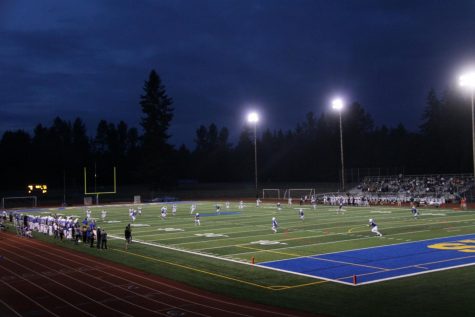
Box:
0, 130, 32, 189
139, 69, 175, 189
2, 86, 474, 194
192, 124, 232, 181
419, 89, 444, 172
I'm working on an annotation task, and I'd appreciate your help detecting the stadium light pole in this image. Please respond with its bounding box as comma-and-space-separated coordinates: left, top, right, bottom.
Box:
459, 72, 475, 184
247, 112, 259, 199
332, 98, 345, 192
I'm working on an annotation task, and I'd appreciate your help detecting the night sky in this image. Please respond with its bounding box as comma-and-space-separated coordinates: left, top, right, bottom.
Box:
1, 0, 475, 147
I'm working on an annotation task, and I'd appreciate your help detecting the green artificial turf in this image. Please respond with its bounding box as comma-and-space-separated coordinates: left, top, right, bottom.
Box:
11, 201, 475, 317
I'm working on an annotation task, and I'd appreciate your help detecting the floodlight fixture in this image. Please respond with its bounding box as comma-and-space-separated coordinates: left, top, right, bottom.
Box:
247, 111, 259, 199
459, 72, 475, 88
332, 97, 345, 191
332, 98, 344, 111
247, 111, 259, 123
459, 71, 475, 185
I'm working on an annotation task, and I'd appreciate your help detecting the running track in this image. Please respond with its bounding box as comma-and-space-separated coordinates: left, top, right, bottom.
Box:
0, 232, 318, 317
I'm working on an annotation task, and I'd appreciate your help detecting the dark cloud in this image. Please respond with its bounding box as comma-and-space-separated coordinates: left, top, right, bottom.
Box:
1, 0, 475, 147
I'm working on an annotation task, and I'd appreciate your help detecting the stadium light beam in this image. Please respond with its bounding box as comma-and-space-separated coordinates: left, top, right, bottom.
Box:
332, 98, 345, 192
247, 112, 259, 198
459, 72, 475, 184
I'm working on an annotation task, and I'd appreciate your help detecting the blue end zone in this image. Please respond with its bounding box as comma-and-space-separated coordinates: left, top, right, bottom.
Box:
258, 233, 475, 285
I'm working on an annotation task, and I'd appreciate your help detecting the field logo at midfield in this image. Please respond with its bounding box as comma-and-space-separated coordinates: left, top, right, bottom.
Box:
428, 239, 475, 253
158, 228, 184, 232
195, 233, 228, 238
250, 240, 287, 245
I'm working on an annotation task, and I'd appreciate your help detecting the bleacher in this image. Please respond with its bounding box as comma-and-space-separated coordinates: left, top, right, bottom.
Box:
352, 174, 474, 204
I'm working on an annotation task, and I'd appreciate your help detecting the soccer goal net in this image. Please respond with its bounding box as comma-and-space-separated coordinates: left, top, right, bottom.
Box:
83, 197, 93, 206
2, 196, 37, 209
262, 189, 280, 199
283, 189, 315, 200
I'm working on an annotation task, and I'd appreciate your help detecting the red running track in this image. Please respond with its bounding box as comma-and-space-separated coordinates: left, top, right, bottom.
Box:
0, 232, 319, 317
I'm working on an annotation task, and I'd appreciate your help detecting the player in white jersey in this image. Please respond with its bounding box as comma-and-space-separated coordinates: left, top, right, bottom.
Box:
256, 198, 261, 207
190, 203, 196, 214
239, 201, 244, 209
277, 202, 281, 211
272, 217, 278, 233
86, 209, 91, 220
299, 208, 304, 221
101, 210, 107, 221
138, 206, 142, 215
129, 209, 136, 222
369, 218, 382, 236
225, 201, 230, 209
337, 198, 344, 215
161, 206, 167, 219
194, 213, 200, 226
311, 196, 317, 210
216, 204, 221, 214
288, 197, 292, 206
172, 204, 177, 216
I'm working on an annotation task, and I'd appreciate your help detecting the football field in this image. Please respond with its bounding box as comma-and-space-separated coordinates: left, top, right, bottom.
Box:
43, 201, 475, 281
25, 201, 475, 316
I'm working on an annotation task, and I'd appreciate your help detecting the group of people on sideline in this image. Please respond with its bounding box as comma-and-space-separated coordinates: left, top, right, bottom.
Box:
5, 210, 108, 250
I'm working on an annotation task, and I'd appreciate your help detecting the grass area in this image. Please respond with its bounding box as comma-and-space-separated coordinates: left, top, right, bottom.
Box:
11, 201, 475, 316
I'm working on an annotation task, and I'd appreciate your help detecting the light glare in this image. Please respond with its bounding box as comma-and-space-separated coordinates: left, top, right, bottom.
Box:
247, 112, 259, 123
332, 98, 344, 111
460, 72, 475, 88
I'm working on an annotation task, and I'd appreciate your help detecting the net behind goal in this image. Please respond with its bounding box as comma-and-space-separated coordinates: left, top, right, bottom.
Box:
262, 189, 280, 199
283, 189, 315, 200
2, 196, 37, 209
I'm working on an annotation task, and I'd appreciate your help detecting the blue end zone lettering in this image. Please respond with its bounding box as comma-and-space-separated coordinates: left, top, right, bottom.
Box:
257, 233, 475, 286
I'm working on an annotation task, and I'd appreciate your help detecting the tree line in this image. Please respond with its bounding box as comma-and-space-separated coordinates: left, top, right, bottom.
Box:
0, 70, 472, 192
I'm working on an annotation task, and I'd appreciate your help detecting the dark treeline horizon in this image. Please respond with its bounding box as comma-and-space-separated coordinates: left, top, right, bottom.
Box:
1, 70, 473, 192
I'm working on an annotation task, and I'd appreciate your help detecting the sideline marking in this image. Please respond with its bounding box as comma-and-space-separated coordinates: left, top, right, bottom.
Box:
108, 236, 327, 291
113, 248, 273, 290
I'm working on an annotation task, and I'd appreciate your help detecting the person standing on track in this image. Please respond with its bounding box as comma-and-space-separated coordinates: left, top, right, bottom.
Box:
125, 224, 132, 250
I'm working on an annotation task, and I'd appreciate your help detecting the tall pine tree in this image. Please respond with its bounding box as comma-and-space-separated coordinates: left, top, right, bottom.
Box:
139, 69, 175, 189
